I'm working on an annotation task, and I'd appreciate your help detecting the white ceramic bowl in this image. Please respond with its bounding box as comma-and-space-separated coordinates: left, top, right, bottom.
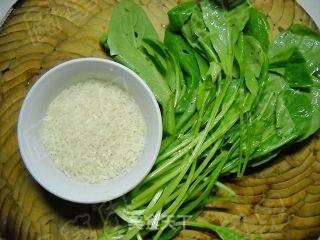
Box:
17, 58, 162, 204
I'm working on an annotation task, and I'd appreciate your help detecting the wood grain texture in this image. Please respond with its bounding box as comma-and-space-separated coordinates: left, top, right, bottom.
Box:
0, 0, 318, 239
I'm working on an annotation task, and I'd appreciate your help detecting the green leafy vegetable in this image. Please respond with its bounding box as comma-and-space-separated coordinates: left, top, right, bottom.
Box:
164, 29, 200, 114
103, 0, 176, 134
100, 1, 320, 239
269, 24, 320, 139
269, 24, 320, 77
167, 2, 196, 31
246, 8, 269, 51
201, 0, 250, 76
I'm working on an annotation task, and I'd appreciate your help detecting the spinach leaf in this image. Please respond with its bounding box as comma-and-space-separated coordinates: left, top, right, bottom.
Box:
270, 48, 313, 89
164, 29, 201, 113
246, 8, 269, 51
142, 39, 182, 94
306, 88, 320, 139
103, 0, 176, 134
142, 39, 186, 133
282, 89, 313, 139
290, 24, 320, 40
269, 25, 320, 139
167, 2, 196, 31
245, 74, 290, 159
195, 51, 210, 81
236, 34, 264, 97
284, 49, 313, 89
253, 88, 314, 158
142, 39, 168, 74
201, 1, 250, 76
269, 24, 320, 78
250, 68, 317, 160
182, 6, 218, 62
234, 33, 264, 175
105, 0, 166, 101
275, 93, 296, 139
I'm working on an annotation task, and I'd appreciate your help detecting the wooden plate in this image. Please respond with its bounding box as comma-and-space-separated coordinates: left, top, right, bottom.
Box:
0, 0, 318, 239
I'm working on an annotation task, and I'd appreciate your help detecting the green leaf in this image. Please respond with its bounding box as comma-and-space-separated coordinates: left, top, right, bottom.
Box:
168, 2, 196, 31
164, 29, 201, 113
269, 24, 320, 77
248, 74, 291, 158
290, 24, 320, 40
201, 0, 250, 76
282, 89, 313, 138
275, 93, 296, 139
270, 47, 313, 89
106, 0, 170, 104
305, 87, 320, 139
142, 39, 182, 93
206, 61, 222, 85
251, 71, 317, 159
195, 51, 210, 81
235, 34, 264, 98
221, 79, 239, 112
142, 39, 168, 74
141, 39, 181, 134
104, 0, 177, 134
186, 6, 218, 61
284, 49, 313, 89
269, 26, 320, 139
246, 8, 269, 51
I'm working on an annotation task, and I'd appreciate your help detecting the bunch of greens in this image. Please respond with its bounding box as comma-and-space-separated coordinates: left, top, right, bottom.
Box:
100, 0, 320, 239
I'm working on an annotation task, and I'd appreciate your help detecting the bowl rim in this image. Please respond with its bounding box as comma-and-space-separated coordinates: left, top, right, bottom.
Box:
17, 57, 163, 203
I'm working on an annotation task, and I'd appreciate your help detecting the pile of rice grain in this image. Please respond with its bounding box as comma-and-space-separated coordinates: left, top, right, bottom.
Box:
41, 79, 146, 183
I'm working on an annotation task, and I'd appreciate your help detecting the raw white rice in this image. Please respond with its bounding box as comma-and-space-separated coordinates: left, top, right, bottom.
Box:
41, 79, 146, 183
